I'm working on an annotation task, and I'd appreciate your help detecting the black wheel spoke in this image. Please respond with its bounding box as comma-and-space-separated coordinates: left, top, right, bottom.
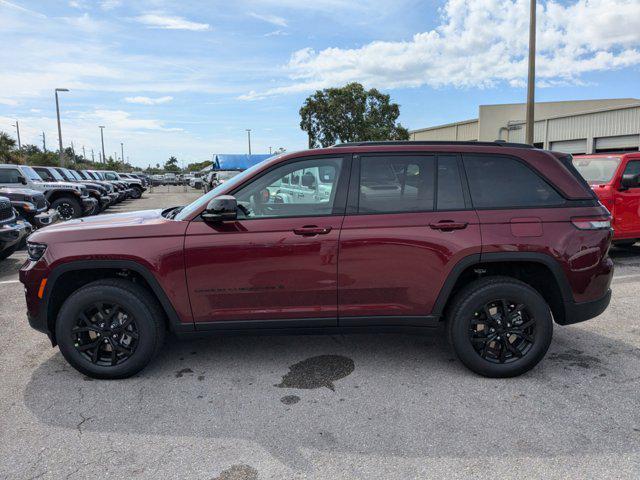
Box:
470, 299, 536, 364
91, 343, 101, 363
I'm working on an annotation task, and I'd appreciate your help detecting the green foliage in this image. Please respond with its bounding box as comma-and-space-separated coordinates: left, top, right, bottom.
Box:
164, 156, 180, 172
185, 160, 212, 172
299, 82, 409, 148
0, 132, 18, 163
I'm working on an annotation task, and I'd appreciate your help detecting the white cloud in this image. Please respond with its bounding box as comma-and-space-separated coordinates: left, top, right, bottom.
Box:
242, 0, 640, 99
135, 13, 210, 31
249, 12, 287, 27
264, 30, 289, 37
124, 96, 174, 105
61, 13, 105, 33
0, 98, 18, 106
99, 0, 121, 10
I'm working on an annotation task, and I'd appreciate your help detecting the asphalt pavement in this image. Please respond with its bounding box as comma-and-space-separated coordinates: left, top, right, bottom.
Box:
1, 186, 639, 479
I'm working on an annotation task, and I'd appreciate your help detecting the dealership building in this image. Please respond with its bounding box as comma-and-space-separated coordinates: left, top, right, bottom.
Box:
409, 98, 640, 154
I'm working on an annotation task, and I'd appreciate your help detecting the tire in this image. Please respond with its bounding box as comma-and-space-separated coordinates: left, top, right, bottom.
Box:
130, 186, 143, 199
0, 244, 17, 260
55, 279, 166, 379
51, 197, 82, 221
446, 276, 553, 378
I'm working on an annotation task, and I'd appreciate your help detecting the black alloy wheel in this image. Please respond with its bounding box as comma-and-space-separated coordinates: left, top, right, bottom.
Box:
57, 202, 75, 220
72, 302, 138, 366
469, 299, 535, 364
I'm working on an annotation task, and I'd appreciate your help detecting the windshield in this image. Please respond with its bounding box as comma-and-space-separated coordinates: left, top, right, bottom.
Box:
58, 168, 75, 181
19, 166, 43, 181
572, 156, 621, 183
48, 168, 65, 181
69, 170, 83, 181
175, 157, 277, 221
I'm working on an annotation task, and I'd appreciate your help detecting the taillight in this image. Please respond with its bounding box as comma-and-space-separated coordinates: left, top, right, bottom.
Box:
571, 216, 612, 230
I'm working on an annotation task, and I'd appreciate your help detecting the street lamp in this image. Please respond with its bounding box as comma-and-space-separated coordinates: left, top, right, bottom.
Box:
55, 88, 69, 166
99, 126, 106, 164
246, 129, 252, 156
11, 121, 21, 150
525, 0, 536, 145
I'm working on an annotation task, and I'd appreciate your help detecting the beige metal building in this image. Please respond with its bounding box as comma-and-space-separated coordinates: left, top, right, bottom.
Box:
410, 98, 640, 154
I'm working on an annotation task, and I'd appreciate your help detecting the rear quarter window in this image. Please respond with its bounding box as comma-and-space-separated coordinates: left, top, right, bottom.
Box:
463, 154, 564, 208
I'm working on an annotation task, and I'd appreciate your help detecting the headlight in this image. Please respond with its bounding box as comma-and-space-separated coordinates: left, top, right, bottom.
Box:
27, 242, 47, 261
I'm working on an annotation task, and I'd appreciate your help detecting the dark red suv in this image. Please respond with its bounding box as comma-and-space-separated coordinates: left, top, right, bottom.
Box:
20, 141, 613, 379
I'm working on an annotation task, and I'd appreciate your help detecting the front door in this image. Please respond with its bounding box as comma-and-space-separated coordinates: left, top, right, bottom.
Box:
615, 159, 640, 238
184, 155, 350, 327
338, 153, 481, 323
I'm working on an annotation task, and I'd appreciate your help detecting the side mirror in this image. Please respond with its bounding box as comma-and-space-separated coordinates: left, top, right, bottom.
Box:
19, 176, 27, 185
620, 173, 640, 190
201, 195, 238, 223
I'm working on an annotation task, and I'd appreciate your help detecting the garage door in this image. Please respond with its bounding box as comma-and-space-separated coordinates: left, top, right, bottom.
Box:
595, 135, 639, 152
550, 139, 587, 154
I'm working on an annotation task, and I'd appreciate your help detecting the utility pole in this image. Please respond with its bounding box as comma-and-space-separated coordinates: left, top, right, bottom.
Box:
99, 126, 106, 164
91, 149, 94, 162
525, 0, 536, 145
269, 146, 272, 155
82, 145, 86, 159
246, 129, 252, 155
121, 142, 124, 164
12, 121, 21, 149
55, 88, 69, 166
71, 141, 76, 160
41, 131, 46, 152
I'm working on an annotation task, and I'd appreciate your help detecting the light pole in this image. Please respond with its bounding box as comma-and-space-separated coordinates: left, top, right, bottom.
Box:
12, 121, 21, 150
82, 145, 86, 159
41, 131, 46, 152
121, 142, 124, 164
246, 129, 252, 156
99, 126, 106, 164
525, 0, 536, 145
269, 146, 272, 155
55, 88, 69, 166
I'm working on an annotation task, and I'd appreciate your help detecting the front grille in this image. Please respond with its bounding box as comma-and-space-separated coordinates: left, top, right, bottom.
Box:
0, 199, 14, 222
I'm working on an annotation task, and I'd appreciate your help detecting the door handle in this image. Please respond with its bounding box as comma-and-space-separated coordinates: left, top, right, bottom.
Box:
429, 221, 468, 231
293, 225, 332, 236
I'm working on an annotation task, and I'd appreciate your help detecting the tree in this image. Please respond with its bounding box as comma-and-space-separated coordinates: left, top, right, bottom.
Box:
299, 82, 409, 148
0, 132, 18, 163
185, 160, 212, 172
164, 156, 180, 172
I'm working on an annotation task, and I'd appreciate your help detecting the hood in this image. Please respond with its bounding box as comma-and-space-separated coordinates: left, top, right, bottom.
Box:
0, 187, 42, 199
29, 208, 187, 244
35, 180, 83, 191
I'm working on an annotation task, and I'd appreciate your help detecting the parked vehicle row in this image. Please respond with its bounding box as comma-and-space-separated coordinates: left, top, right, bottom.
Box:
0, 164, 148, 261
20, 141, 613, 380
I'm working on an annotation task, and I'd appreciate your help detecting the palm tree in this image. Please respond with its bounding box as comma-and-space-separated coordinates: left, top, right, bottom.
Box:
0, 132, 17, 163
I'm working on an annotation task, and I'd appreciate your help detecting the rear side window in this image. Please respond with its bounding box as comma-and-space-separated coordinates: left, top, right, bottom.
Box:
463, 154, 564, 208
358, 155, 435, 213
437, 154, 466, 210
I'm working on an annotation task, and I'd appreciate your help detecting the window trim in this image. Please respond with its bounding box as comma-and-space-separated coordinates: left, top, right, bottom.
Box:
461, 152, 568, 210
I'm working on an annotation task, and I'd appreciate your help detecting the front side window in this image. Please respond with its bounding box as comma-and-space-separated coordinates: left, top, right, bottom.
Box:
0, 168, 23, 184
623, 160, 640, 178
358, 155, 435, 213
234, 157, 344, 219
463, 154, 563, 208
34, 167, 54, 181
104, 172, 118, 180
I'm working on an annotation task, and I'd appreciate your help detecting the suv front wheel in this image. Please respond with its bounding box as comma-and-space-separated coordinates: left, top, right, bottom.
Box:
55, 279, 165, 379
447, 276, 553, 378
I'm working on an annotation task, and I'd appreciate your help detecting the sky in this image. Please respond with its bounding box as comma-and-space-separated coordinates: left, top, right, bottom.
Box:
0, 0, 639, 168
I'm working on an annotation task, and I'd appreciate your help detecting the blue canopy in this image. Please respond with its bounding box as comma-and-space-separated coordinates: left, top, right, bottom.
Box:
213, 154, 272, 171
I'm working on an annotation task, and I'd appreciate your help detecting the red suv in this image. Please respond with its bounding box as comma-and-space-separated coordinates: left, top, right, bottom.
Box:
573, 152, 640, 246
20, 142, 613, 379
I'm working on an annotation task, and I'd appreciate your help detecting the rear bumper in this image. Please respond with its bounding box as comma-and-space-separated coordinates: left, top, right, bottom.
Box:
559, 289, 612, 326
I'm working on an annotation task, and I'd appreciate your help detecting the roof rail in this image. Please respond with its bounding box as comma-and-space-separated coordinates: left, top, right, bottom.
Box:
331, 140, 534, 149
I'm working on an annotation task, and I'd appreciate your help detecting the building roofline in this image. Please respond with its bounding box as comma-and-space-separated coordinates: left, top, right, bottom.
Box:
479, 98, 639, 108
409, 118, 478, 134
506, 102, 640, 125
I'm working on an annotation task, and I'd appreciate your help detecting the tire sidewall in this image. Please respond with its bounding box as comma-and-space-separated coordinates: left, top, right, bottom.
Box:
450, 282, 553, 377
56, 284, 159, 379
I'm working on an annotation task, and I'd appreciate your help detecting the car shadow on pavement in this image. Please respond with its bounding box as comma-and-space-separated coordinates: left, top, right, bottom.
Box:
0, 256, 24, 281
23, 326, 640, 469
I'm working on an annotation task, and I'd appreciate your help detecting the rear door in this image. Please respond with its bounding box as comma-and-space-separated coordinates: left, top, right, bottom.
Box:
337, 153, 481, 324
614, 159, 640, 238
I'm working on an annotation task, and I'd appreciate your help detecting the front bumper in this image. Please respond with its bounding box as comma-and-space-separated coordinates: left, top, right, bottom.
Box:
0, 219, 32, 251
32, 209, 59, 228
560, 289, 612, 326
81, 196, 98, 213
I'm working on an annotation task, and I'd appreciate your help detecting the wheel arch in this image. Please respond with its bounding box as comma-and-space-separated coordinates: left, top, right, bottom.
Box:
433, 252, 573, 325
44, 259, 190, 344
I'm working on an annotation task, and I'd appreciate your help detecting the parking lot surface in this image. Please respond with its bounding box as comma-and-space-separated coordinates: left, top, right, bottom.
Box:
1, 186, 639, 479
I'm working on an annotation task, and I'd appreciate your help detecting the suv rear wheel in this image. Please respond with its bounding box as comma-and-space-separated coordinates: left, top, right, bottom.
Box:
447, 276, 553, 378
55, 279, 165, 379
